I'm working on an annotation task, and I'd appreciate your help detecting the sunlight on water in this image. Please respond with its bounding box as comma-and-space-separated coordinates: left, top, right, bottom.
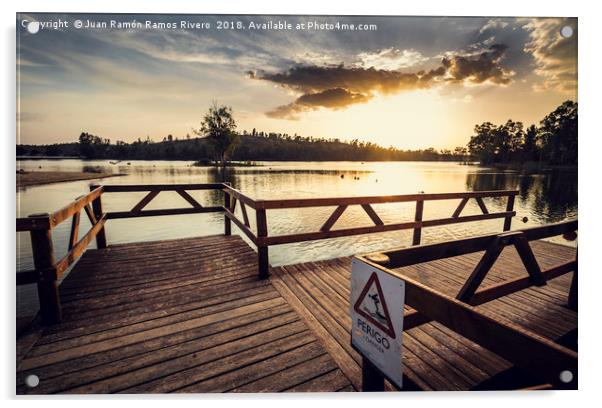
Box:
16, 159, 577, 320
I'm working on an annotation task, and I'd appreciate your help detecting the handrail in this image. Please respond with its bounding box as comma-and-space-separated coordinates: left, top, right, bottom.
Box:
50, 186, 104, 228
367, 219, 578, 269
15, 183, 526, 324
263, 211, 516, 246
253, 189, 519, 210
94, 183, 226, 220
363, 219, 578, 328
17, 182, 230, 325
242, 189, 519, 278
16, 216, 50, 231
222, 184, 259, 209
360, 259, 577, 389
98, 183, 224, 192
355, 219, 578, 390
16, 185, 109, 324
55, 213, 107, 279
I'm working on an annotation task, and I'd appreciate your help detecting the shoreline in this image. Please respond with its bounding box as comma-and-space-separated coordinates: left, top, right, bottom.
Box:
17, 171, 125, 188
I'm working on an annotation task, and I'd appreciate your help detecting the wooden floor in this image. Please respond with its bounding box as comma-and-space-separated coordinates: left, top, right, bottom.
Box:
16, 235, 353, 394
16, 235, 577, 394
272, 240, 577, 391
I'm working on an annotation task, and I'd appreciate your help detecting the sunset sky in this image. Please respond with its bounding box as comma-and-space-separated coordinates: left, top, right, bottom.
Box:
17, 14, 577, 149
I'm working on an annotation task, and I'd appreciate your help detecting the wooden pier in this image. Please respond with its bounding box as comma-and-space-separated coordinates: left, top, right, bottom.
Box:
16, 183, 578, 393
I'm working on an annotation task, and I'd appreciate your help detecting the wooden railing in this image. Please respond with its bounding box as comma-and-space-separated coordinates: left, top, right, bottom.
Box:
17, 183, 526, 324
356, 219, 578, 390
97, 183, 225, 219
16, 183, 226, 324
222, 187, 519, 279
16, 186, 107, 324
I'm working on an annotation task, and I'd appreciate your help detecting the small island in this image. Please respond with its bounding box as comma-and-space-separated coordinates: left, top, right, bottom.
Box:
16, 170, 123, 188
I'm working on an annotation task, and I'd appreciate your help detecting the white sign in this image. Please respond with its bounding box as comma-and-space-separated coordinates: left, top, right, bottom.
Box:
350, 257, 405, 389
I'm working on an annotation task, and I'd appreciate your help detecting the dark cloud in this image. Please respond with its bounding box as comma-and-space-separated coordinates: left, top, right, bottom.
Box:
252, 64, 427, 95
266, 88, 372, 119
442, 44, 513, 84
252, 44, 513, 119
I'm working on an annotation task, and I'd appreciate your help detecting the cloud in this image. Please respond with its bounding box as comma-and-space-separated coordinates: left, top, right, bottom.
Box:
479, 19, 509, 34
266, 88, 372, 119
442, 44, 514, 85
252, 44, 513, 119
357, 48, 429, 70
522, 18, 577, 93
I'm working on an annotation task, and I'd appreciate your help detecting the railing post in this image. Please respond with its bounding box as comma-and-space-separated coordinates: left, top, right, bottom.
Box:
223, 184, 232, 236
256, 208, 269, 279
412, 199, 424, 245
90, 186, 107, 249
28, 213, 61, 325
361, 356, 385, 391
503, 195, 515, 231
568, 250, 578, 311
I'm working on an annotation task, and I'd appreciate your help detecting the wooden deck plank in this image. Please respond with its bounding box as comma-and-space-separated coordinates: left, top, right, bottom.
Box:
17, 235, 352, 394
176, 341, 335, 393
116, 330, 316, 393
270, 240, 576, 391
19, 303, 295, 383
17, 234, 576, 394
18, 307, 300, 394
73, 324, 313, 393
286, 367, 353, 392
275, 258, 504, 391
231, 353, 340, 392
272, 263, 423, 391
38, 280, 273, 343
21, 297, 287, 368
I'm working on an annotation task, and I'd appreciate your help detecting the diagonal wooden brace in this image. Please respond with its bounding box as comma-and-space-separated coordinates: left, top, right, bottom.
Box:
131, 190, 160, 213
361, 204, 384, 226
456, 232, 521, 302
513, 234, 547, 286
176, 189, 203, 209
320, 205, 347, 232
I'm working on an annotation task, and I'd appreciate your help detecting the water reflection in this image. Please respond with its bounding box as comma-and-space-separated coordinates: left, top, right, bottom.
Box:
465, 169, 578, 223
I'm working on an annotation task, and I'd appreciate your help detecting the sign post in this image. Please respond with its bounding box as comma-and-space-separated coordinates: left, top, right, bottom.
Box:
350, 257, 405, 390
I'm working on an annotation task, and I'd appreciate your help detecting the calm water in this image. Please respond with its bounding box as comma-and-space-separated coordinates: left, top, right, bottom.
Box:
16, 160, 577, 321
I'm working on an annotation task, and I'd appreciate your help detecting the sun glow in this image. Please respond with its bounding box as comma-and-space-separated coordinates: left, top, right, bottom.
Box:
251, 89, 459, 150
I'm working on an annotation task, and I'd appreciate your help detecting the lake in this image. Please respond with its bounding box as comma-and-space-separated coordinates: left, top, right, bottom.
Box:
16, 159, 578, 322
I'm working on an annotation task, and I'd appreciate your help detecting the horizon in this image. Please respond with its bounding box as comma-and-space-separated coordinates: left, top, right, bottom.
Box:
17, 14, 577, 150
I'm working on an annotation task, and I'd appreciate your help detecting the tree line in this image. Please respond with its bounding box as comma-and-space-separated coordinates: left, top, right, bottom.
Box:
17, 100, 576, 165
467, 100, 577, 165
17, 107, 470, 163
16, 133, 469, 162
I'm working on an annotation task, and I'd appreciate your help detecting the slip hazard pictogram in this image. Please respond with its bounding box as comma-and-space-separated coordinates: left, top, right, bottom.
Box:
353, 271, 396, 338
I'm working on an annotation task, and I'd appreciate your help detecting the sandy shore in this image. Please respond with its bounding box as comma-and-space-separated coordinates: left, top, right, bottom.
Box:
17, 171, 124, 188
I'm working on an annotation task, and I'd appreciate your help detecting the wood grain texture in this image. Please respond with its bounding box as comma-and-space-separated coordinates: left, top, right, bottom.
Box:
17, 235, 352, 394
270, 240, 576, 391
16, 233, 575, 393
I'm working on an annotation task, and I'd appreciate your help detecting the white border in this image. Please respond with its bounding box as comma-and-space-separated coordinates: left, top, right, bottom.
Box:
2, 1, 600, 407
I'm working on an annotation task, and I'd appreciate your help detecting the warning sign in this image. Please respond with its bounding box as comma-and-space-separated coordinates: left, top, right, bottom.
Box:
350, 258, 405, 389
353, 272, 396, 339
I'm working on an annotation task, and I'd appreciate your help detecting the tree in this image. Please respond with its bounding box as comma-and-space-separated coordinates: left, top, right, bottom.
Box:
466, 101, 577, 166
467, 122, 498, 164
523, 124, 539, 161
467, 120, 524, 164
194, 103, 240, 167
78, 132, 108, 158
539, 101, 577, 165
